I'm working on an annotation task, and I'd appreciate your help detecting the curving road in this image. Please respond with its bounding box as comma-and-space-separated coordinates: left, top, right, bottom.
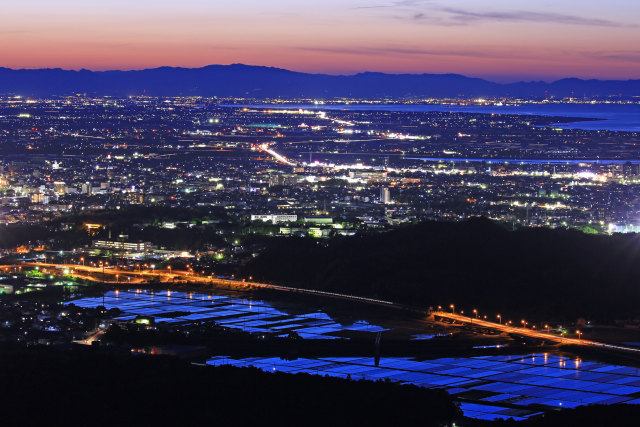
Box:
433, 311, 640, 354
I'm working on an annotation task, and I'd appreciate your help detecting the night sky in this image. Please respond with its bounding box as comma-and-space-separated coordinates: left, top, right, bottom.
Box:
3, 0, 639, 81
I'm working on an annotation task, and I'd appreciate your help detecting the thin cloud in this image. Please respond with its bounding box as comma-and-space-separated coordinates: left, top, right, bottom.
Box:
353, 0, 434, 10
364, 2, 637, 28
437, 8, 634, 27
298, 46, 534, 60
582, 51, 640, 63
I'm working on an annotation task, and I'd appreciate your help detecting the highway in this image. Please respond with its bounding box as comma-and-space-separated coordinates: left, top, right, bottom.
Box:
433, 311, 640, 354
5, 262, 640, 355
2, 262, 405, 309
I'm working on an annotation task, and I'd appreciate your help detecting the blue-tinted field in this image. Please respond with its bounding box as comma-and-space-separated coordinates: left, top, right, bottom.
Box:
207, 354, 640, 421
69, 289, 387, 339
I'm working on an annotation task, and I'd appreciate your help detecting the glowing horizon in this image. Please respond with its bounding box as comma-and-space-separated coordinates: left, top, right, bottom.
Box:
2, 0, 640, 83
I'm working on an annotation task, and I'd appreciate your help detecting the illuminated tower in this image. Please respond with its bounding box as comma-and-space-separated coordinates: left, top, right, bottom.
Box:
380, 187, 391, 204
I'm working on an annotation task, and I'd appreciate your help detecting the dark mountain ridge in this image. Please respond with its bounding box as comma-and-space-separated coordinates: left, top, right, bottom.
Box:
1, 63, 639, 98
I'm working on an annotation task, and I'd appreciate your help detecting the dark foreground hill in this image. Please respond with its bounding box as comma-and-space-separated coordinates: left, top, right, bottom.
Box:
0, 343, 458, 427
246, 219, 640, 322
1, 64, 640, 98
3, 343, 640, 426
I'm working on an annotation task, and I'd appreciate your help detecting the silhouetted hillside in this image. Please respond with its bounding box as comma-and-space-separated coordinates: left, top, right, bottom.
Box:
0, 343, 459, 427
246, 219, 640, 322
1, 64, 640, 98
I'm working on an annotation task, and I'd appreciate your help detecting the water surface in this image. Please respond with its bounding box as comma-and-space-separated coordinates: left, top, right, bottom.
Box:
228, 103, 640, 132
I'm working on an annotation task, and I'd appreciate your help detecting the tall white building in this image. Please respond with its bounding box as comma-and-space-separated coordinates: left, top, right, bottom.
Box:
380, 187, 391, 204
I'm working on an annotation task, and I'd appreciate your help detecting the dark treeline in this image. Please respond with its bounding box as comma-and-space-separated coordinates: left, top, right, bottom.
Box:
0, 343, 459, 427
52, 205, 233, 227
0, 206, 235, 250
0, 223, 87, 249
245, 218, 640, 322
99, 321, 540, 360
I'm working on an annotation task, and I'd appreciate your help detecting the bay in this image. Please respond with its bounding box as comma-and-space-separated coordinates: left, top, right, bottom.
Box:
228, 103, 640, 132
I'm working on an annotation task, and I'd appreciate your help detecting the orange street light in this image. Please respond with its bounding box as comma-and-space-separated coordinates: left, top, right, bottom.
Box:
450, 304, 455, 313
497, 314, 501, 324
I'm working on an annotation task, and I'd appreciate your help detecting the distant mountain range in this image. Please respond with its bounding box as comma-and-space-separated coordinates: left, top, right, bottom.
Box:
0, 64, 639, 98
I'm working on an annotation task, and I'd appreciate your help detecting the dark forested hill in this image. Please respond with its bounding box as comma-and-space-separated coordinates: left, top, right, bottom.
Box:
0, 344, 459, 427
245, 219, 640, 322
1, 64, 640, 98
